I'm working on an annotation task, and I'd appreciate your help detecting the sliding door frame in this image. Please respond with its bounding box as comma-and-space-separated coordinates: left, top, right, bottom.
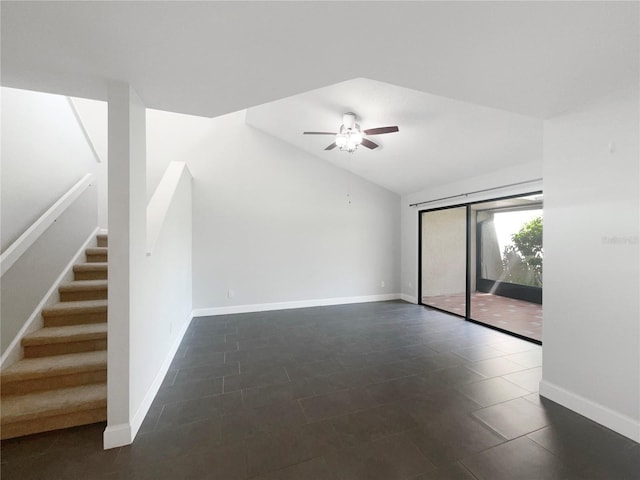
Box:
418, 203, 470, 320
418, 190, 543, 345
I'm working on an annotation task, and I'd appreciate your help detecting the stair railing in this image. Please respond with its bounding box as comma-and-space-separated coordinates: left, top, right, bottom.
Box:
1, 173, 96, 276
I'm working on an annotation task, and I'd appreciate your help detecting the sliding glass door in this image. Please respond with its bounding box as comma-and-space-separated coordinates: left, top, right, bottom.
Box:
420, 206, 468, 317
419, 193, 543, 343
470, 195, 543, 341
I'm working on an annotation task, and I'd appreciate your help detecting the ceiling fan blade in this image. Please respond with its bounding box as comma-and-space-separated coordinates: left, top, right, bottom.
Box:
325, 142, 337, 150
361, 138, 379, 150
303, 131, 337, 135
363, 126, 399, 135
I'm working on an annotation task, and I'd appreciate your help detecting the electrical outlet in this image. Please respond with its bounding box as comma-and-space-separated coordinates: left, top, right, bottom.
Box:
228, 289, 235, 299
380, 281, 385, 288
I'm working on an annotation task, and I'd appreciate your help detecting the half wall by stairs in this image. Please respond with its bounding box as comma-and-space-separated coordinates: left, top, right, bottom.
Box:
1, 234, 108, 440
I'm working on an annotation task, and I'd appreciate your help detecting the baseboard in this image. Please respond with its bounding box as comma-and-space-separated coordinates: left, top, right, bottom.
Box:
102, 311, 193, 449
1, 227, 100, 370
192, 293, 402, 317
400, 293, 418, 304
103, 423, 132, 450
128, 311, 194, 443
539, 379, 640, 443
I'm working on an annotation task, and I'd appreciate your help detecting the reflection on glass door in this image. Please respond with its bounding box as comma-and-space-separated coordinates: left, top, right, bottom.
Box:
420, 206, 467, 317
471, 195, 543, 341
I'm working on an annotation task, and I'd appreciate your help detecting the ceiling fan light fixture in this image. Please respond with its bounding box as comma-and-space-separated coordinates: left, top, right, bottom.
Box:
303, 111, 398, 152
335, 120, 363, 152
344, 140, 359, 153
336, 128, 362, 152
350, 130, 363, 146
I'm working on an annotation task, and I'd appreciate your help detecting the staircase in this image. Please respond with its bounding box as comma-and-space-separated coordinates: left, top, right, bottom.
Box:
0, 234, 108, 440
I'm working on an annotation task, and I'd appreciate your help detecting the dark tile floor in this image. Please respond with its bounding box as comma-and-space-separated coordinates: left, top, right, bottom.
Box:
2, 301, 638, 479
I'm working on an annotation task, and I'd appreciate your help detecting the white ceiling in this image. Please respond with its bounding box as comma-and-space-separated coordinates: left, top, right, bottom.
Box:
246, 78, 543, 195
1, 1, 637, 195
2, 2, 637, 119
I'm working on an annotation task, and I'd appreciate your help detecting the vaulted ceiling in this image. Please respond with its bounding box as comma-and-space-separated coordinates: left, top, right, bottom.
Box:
2, 1, 638, 195
245, 78, 542, 195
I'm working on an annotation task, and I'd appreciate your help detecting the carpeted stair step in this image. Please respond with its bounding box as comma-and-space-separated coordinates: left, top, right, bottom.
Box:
73, 262, 108, 281
21, 323, 107, 358
42, 299, 107, 327
1, 351, 107, 395
59, 279, 107, 302
0, 383, 107, 440
97, 234, 108, 248
85, 247, 107, 263
0, 231, 111, 440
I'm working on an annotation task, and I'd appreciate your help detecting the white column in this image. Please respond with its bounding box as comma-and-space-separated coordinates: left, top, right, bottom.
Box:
104, 82, 146, 449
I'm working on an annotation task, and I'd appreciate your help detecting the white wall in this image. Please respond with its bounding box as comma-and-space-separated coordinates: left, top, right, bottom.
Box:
540, 85, 640, 442
105, 85, 193, 449
1, 87, 100, 251
401, 161, 544, 303
70, 97, 108, 228
130, 163, 192, 437
146, 109, 211, 203
147, 109, 401, 312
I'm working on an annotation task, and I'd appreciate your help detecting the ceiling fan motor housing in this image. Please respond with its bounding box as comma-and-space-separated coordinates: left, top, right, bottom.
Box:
342, 112, 357, 130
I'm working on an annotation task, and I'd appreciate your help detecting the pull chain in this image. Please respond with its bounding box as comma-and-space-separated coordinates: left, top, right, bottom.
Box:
346, 151, 353, 204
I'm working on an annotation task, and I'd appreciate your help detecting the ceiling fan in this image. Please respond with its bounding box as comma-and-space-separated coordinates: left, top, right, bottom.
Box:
303, 112, 399, 152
